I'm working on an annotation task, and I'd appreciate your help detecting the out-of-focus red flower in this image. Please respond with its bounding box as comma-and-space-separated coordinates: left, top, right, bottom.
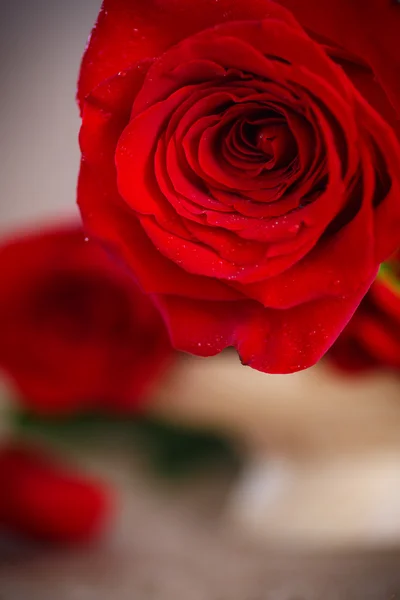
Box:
329, 253, 400, 373
0, 224, 172, 415
0, 443, 111, 544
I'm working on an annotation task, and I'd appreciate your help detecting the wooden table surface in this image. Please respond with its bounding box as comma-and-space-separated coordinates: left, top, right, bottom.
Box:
1, 449, 400, 600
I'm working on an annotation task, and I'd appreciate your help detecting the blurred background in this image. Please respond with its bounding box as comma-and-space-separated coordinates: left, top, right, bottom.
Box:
1, 2, 400, 599
0, 0, 98, 232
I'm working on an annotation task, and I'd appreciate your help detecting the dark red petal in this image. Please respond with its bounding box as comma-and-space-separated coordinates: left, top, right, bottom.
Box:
275, 0, 400, 121
371, 280, 400, 324
359, 101, 400, 263
326, 328, 379, 373
331, 51, 400, 140
355, 312, 400, 369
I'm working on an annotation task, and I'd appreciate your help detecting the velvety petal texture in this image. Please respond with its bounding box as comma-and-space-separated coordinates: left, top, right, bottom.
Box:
78, 0, 400, 374
0, 225, 172, 414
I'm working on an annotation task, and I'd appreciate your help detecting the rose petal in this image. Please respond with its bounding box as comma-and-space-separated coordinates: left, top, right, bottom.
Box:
155, 276, 374, 373
79, 161, 241, 301
275, 0, 400, 121
78, 0, 300, 107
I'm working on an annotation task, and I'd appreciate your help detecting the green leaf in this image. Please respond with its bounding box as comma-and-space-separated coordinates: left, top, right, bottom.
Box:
11, 410, 240, 480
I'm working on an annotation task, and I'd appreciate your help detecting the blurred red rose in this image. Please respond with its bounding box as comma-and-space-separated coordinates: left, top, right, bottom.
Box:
329, 254, 400, 373
0, 225, 172, 415
77, 0, 400, 374
0, 442, 111, 544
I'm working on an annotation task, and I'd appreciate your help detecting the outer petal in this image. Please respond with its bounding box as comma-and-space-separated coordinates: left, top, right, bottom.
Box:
155, 271, 374, 374
78, 0, 302, 108
274, 0, 400, 120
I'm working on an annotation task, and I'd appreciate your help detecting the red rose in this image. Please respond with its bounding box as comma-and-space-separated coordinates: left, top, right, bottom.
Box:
0, 225, 171, 414
0, 443, 111, 544
329, 254, 400, 373
77, 0, 400, 374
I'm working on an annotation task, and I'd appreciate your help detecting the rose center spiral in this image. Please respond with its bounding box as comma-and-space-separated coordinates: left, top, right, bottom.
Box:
227, 111, 298, 174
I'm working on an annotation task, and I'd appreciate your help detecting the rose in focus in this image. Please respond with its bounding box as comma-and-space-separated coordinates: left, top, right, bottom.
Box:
329, 253, 400, 373
78, 0, 400, 373
0, 225, 171, 414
